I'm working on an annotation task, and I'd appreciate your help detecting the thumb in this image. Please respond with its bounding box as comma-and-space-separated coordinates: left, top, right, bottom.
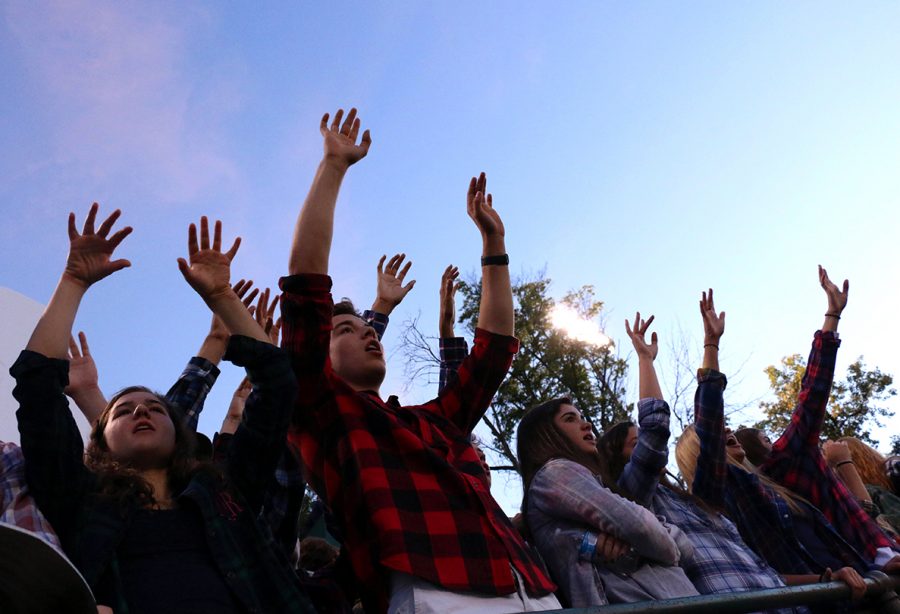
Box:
177, 258, 190, 278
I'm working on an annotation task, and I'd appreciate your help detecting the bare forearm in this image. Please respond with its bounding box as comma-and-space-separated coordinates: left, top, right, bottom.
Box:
196, 334, 228, 365
834, 462, 873, 504
69, 387, 108, 424
288, 159, 347, 275
206, 294, 270, 344
476, 237, 513, 336
26, 275, 88, 359
822, 313, 840, 333
701, 340, 720, 371
638, 358, 663, 400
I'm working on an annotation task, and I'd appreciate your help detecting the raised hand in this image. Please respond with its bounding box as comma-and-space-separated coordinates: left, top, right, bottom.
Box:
63, 203, 132, 288
373, 253, 416, 314
699, 288, 725, 342
624, 312, 658, 361
65, 332, 99, 395
467, 172, 505, 240
819, 265, 849, 316
252, 288, 280, 337
177, 217, 241, 303
439, 265, 459, 338
321, 108, 372, 169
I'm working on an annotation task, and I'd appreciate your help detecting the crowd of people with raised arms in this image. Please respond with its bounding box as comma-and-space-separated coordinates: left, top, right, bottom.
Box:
4, 108, 900, 613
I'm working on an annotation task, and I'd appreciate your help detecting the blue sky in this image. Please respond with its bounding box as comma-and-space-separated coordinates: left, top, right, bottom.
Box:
2, 2, 899, 512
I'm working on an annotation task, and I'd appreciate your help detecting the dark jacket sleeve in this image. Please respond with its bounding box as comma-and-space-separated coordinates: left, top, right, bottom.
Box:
12, 350, 94, 544
223, 336, 299, 514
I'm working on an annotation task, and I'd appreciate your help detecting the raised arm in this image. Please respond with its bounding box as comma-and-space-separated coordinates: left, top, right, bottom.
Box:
691, 289, 728, 507
769, 266, 846, 452
15, 204, 131, 541
468, 173, 513, 336
288, 108, 372, 275
26, 204, 132, 358
625, 312, 661, 400
699, 288, 725, 372
438, 265, 469, 393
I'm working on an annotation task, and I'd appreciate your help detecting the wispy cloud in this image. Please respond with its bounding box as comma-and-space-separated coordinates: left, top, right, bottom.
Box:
4, 0, 243, 205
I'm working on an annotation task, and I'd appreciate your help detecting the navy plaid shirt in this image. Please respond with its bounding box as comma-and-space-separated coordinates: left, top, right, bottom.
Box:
692, 331, 877, 575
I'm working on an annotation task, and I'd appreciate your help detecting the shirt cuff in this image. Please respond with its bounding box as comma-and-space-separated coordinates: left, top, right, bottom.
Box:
875, 546, 899, 567
185, 356, 221, 379
814, 329, 841, 345
473, 327, 520, 354
279, 273, 332, 295
637, 398, 670, 418
697, 368, 728, 388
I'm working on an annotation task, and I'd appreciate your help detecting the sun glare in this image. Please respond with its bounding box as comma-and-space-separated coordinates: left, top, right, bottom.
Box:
549, 304, 612, 349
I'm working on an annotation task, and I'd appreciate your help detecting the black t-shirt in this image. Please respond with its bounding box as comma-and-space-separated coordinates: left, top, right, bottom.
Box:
110, 506, 242, 614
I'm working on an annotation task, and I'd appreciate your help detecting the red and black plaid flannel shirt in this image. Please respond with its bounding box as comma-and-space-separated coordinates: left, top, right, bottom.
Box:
759, 330, 896, 562
280, 274, 555, 612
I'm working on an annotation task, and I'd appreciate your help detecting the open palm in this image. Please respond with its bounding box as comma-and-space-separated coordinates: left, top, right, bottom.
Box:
177, 217, 240, 301
64, 204, 132, 287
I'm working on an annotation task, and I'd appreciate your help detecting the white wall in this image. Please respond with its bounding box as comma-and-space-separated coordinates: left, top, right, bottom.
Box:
0, 287, 92, 444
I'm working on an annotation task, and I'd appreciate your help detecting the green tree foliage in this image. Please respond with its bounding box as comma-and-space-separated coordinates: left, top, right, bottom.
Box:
756, 355, 896, 445
452, 274, 630, 471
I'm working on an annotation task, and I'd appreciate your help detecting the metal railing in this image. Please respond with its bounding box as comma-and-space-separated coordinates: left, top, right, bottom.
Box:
535, 571, 900, 614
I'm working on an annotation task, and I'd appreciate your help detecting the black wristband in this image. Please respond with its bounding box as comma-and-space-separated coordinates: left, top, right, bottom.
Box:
825, 312, 841, 320
481, 254, 509, 266
835, 460, 854, 469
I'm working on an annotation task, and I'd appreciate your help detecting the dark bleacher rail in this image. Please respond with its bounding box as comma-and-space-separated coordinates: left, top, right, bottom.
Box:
534, 571, 900, 614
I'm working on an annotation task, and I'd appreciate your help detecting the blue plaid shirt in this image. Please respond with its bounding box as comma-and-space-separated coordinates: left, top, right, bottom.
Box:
619, 398, 807, 613
164, 356, 220, 430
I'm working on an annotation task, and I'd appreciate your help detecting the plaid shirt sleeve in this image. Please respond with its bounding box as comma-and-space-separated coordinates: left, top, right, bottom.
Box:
619, 398, 671, 507
361, 309, 389, 340
761, 330, 896, 559
423, 329, 518, 435
0, 442, 62, 549
692, 369, 729, 509
10, 350, 93, 546
279, 274, 335, 431
222, 336, 298, 515
530, 459, 680, 565
438, 336, 469, 393
164, 356, 220, 432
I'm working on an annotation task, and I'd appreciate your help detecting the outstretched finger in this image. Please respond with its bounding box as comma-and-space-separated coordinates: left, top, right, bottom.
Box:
341, 108, 357, 136
187, 223, 199, 255
82, 203, 99, 235
212, 220, 222, 252
242, 287, 259, 309
78, 331, 91, 356
68, 212, 78, 240
320, 113, 330, 135
224, 236, 241, 261
642, 314, 655, 332
349, 117, 361, 142
96, 209, 122, 238
397, 260, 412, 282
107, 226, 133, 249
68, 335, 81, 359
330, 108, 344, 132
360, 129, 372, 153
199, 217, 210, 250
625, 318, 633, 338
267, 295, 280, 320
377, 255, 386, 275
476, 172, 487, 195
